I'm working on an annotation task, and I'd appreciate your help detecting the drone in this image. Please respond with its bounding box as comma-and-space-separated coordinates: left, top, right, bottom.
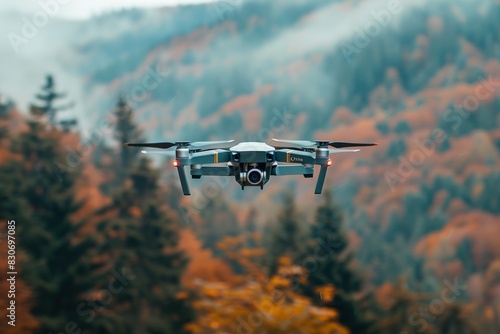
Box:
124, 139, 377, 195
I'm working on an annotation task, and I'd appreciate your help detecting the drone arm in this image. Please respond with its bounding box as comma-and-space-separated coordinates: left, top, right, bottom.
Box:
188, 150, 231, 165
177, 165, 191, 195
271, 165, 314, 176
274, 150, 315, 164
314, 165, 328, 194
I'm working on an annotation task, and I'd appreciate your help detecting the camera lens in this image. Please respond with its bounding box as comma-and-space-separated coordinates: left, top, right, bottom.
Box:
247, 169, 263, 185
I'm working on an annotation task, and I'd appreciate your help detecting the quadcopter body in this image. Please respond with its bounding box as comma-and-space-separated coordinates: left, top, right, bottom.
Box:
124, 139, 377, 195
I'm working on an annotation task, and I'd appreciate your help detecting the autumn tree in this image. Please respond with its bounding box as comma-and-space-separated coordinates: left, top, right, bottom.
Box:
96, 156, 194, 333
299, 191, 371, 333
186, 252, 349, 334
375, 281, 478, 334
267, 192, 305, 275
4, 120, 109, 333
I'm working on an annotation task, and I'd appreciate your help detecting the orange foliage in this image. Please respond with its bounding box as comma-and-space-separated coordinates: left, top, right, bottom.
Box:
331, 107, 356, 126
415, 212, 500, 273
0, 109, 27, 136
242, 107, 262, 132
73, 163, 112, 226
186, 260, 349, 334
178, 229, 236, 286
446, 198, 468, 217
315, 118, 379, 144
427, 17, 443, 34
221, 85, 273, 115
375, 283, 395, 308
0, 109, 28, 164
391, 107, 436, 131
198, 85, 273, 130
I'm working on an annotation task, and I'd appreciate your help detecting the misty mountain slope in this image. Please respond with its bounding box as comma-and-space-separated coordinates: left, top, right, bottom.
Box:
65, 0, 499, 138
3, 0, 499, 288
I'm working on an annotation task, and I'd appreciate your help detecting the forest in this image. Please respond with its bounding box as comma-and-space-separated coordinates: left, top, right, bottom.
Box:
0, 78, 497, 333
1, 0, 500, 333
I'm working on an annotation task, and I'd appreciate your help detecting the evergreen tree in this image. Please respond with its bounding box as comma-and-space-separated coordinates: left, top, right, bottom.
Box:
5, 120, 110, 333
96, 157, 194, 334
195, 195, 240, 257
268, 191, 304, 275
0, 93, 11, 117
30, 75, 76, 130
113, 94, 142, 184
299, 191, 371, 333
244, 206, 259, 248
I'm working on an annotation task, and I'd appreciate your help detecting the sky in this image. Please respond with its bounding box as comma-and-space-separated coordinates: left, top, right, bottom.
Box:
0, 0, 216, 20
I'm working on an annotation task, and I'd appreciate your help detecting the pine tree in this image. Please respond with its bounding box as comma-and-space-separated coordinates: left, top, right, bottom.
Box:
113, 94, 142, 185
244, 206, 259, 248
195, 195, 240, 257
96, 157, 194, 334
5, 120, 110, 333
0, 123, 39, 333
299, 190, 371, 333
268, 191, 304, 275
0, 93, 11, 117
30, 75, 76, 130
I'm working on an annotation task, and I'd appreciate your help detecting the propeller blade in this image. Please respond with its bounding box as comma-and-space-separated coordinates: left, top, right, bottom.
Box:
124, 140, 234, 150
139, 150, 176, 157
272, 138, 316, 147
273, 138, 377, 149
329, 142, 378, 148
124, 142, 176, 149
189, 140, 235, 149
329, 148, 360, 154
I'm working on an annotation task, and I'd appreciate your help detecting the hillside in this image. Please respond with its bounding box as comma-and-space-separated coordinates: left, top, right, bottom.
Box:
58, 0, 500, 278
1, 0, 500, 332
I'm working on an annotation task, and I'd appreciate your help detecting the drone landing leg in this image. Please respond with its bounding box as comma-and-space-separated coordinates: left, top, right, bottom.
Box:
314, 165, 328, 194
177, 166, 191, 195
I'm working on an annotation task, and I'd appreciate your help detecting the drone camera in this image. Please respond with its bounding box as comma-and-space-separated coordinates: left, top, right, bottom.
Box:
247, 168, 264, 185
233, 153, 240, 162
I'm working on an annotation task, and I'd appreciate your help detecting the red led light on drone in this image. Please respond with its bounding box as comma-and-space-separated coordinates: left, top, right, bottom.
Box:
173, 160, 179, 167
327, 159, 332, 166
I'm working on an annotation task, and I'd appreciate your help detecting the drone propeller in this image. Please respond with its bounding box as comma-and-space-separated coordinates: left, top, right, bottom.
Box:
124, 140, 235, 150
329, 148, 360, 154
139, 149, 176, 157
188, 140, 235, 149
124, 141, 177, 149
272, 138, 377, 149
272, 139, 317, 147
328, 142, 377, 148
